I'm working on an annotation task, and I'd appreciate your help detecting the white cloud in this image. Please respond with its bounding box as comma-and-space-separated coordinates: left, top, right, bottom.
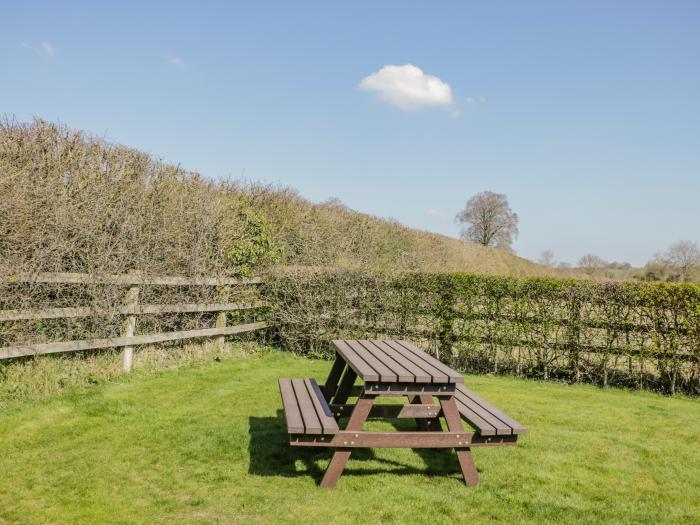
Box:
166, 54, 185, 68
40, 41, 55, 56
359, 64, 453, 111
465, 96, 487, 106
22, 41, 55, 57
427, 208, 449, 219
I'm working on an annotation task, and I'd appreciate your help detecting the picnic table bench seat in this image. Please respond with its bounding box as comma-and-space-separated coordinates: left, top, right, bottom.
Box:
454, 384, 527, 437
278, 378, 339, 436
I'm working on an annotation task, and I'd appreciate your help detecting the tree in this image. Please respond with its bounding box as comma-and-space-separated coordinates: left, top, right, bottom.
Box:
642, 259, 672, 282
455, 191, 519, 251
577, 254, 605, 275
538, 249, 555, 267
606, 261, 631, 270
652, 240, 700, 282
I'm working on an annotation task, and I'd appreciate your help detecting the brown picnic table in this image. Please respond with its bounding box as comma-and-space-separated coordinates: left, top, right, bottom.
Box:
278, 339, 526, 488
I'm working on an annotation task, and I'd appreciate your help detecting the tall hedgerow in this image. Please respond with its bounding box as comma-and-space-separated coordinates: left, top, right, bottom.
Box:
0, 119, 275, 348
262, 268, 700, 395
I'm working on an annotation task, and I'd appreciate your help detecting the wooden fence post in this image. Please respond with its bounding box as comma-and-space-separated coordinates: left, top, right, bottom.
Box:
215, 286, 231, 352
122, 285, 140, 371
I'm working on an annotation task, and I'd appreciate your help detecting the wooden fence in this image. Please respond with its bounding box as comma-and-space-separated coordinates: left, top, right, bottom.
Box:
0, 272, 269, 370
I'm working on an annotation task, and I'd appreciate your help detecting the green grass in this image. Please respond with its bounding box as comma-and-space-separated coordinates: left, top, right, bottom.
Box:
1, 351, 699, 524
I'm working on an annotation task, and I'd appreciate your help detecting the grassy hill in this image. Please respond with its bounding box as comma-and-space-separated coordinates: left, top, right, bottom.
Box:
249, 187, 563, 276
0, 118, 560, 278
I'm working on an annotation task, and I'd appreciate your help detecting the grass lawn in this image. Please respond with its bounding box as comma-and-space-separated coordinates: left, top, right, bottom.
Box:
1, 350, 699, 524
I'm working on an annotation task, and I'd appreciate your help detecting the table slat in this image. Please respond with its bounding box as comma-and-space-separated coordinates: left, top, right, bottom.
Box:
346, 340, 397, 382
359, 340, 415, 382
395, 340, 463, 383
383, 340, 449, 383
333, 340, 380, 381
331, 339, 463, 385
369, 340, 431, 382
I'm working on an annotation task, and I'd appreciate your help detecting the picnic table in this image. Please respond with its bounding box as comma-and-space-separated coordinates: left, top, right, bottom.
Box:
279, 339, 526, 487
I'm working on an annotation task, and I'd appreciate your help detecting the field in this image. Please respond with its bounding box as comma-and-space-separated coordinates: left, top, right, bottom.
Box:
1, 349, 699, 524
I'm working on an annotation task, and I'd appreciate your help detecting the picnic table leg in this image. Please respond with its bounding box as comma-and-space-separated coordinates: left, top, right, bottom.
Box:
322, 353, 347, 401
330, 366, 357, 405
409, 395, 428, 430
439, 397, 480, 486
420, 395, 442, 431
408, 395, 441, 431
320, 393, 376, 488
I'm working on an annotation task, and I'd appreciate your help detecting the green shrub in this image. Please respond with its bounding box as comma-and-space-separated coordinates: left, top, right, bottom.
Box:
262, 268, 700, 395
225, 197, 281, 277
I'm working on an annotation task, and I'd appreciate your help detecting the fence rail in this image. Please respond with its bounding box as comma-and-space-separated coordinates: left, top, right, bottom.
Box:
0, 322, 269, 360
0, 302, 265, 322
0, 272, 268, 368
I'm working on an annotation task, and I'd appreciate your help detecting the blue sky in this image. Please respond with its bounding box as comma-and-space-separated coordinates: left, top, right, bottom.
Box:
3, 1, 699, 266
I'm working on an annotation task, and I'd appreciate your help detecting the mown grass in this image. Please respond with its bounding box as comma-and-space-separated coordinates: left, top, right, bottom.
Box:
1, 350, 699, 524
0, 340, 261, 408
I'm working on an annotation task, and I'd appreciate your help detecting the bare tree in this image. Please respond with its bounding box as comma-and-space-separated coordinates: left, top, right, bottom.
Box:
538, 249, 555, 267
455, 191, 519, 251
577, 254, 606, 275
654, 240, 700, 281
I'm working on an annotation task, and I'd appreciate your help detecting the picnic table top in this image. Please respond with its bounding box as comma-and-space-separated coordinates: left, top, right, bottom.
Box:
332, 339, 463, 384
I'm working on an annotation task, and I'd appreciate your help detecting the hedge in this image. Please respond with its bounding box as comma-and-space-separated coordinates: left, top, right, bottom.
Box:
261, 269, 700, 395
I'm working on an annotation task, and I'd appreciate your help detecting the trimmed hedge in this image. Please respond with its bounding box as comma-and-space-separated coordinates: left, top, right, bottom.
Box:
262, 269, 700, 395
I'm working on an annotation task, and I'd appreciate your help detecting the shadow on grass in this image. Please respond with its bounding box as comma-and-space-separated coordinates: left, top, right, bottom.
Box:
248, 411, 464, 484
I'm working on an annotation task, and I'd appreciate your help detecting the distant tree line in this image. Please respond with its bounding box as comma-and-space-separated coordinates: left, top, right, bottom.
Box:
537, 241, 700, 282
642, 241, 700, 282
